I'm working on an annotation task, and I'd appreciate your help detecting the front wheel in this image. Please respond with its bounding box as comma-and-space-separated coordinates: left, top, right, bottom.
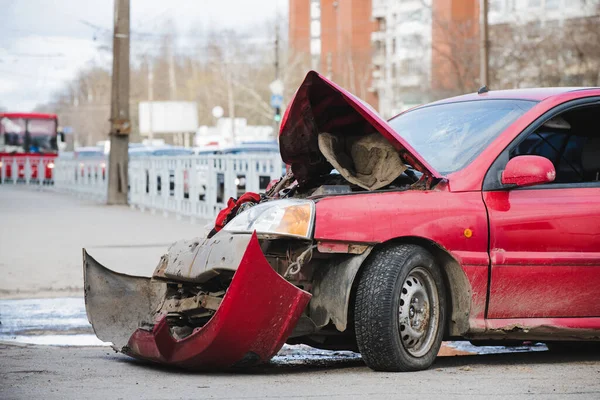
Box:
354, 244, 447, 372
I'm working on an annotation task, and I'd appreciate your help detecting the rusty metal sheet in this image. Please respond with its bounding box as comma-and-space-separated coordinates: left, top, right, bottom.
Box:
83, 249, 166, 350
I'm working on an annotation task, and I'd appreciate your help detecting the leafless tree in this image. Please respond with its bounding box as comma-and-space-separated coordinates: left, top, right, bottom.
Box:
35, 18, 295, 146
489, 0, 599, 89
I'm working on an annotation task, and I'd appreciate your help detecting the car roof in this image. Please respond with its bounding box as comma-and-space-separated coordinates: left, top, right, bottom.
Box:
429, 87, 599, 105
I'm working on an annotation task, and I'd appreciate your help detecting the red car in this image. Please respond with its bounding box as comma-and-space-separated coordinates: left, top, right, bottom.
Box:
84, 72, 600, 372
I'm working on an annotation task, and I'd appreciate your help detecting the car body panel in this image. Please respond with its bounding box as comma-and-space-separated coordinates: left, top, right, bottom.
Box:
483, 318, 600, 340
428, 87, 594, 105
84, 233, 311, 369
313, 184, 491, 331
484, 187, 600, 318
313, 185, 489, 256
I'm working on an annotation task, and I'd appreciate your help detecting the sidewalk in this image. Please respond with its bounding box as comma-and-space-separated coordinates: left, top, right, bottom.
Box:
0, 186, 209, 299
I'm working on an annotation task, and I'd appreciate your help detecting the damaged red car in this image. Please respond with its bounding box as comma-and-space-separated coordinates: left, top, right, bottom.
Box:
84, 71, 600, 372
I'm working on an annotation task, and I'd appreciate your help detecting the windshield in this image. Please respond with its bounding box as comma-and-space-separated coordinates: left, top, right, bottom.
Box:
388, 100, 536, 174
0, 117, 58, 153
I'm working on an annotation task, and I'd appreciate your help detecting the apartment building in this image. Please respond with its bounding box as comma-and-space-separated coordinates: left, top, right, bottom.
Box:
292, 0, 597, 117
489, 0, 593, 25
371, 0, 433, 117
289, 0, 378, 108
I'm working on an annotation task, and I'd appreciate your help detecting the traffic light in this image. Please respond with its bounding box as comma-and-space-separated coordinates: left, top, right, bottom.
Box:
274, 107, 281, 122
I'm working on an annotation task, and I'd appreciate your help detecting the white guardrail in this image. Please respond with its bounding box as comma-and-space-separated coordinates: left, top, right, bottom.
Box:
1, 154, 285, 220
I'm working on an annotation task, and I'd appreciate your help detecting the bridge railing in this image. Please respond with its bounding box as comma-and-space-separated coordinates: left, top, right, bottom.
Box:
3, 153, 284, 220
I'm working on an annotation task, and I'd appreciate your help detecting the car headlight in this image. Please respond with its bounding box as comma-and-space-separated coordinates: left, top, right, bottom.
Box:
47, 162, 55, 169
223, 199, 315, 239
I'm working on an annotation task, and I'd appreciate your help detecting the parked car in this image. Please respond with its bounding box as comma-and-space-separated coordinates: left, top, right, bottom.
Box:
83, 71, 600, 372
74, 146, 104, 158
220, 142, 279, 155
128, 145, 194, 158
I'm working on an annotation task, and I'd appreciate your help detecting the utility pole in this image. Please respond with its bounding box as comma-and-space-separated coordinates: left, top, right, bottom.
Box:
275, 18, 280, 81
167, 41, 177, 100
226, 69, 236, 145
147, 60, 154, 141
107, 0, 130, 205
480, 0, 490, 87
273, 16, 281, 129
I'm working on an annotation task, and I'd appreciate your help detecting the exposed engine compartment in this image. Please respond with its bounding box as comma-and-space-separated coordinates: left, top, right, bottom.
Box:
318, 131, 407, 191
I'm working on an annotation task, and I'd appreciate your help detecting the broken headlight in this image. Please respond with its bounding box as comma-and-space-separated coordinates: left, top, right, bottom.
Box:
223, 199, 315, 239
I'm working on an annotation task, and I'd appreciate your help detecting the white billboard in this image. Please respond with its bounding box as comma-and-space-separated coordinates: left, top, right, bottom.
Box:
139, 101, 198, 135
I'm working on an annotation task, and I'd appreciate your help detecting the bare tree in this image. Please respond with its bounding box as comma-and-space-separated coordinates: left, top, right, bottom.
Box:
35, 19, 295, 146
489, 0, 600, 89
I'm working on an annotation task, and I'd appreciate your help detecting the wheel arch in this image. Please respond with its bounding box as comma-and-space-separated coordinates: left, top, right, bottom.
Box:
349, 236, 472, 338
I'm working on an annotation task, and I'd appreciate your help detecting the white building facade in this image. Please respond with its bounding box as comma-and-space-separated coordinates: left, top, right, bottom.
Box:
372, 0, 433, 118
371, 0, 597, 118
488, 0, 594, 25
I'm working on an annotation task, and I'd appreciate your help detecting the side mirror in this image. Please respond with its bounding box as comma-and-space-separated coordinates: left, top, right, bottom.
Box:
501, 155, 556, 187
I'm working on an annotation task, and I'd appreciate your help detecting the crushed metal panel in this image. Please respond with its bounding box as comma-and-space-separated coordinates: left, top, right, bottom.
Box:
162, 232, 253, 283
83, 249, 166, 350
309, 247, 373, 331
124, 232, 312, 369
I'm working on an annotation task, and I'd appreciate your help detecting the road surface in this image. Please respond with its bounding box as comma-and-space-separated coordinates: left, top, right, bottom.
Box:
0, 186, 208, 299
1, 343, 599, 399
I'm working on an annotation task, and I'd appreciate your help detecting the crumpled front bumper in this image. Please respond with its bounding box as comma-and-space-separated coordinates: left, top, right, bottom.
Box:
83, 232, 312, 369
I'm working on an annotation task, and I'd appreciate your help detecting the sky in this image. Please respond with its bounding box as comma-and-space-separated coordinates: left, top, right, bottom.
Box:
0, 0, 288, 111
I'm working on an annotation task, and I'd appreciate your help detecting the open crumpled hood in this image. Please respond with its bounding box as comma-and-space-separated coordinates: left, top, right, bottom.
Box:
279, 71, 442, 185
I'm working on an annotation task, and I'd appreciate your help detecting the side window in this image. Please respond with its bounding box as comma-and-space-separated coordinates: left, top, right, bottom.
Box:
508, 105, 599, 185
511, 131, 567, 161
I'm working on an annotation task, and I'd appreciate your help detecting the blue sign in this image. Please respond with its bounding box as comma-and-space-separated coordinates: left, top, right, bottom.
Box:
270, 94, 283, 108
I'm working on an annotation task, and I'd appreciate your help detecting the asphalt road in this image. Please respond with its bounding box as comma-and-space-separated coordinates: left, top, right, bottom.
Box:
1, 343, 599, 399
0, 186, 208, 299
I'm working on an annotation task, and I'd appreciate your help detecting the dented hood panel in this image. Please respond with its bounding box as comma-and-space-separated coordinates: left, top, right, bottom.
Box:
279, 71, 442, 184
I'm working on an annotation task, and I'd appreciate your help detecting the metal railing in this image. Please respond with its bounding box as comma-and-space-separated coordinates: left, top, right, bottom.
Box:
128, 153, 283, 219
52, 156, 108, 201
3, 153, 284, 220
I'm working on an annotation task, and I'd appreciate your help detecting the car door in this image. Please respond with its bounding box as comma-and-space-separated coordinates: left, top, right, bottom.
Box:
483, 100, 600, 319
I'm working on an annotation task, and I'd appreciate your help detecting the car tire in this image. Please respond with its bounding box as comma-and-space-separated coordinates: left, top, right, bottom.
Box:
354, 244, 447, 372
